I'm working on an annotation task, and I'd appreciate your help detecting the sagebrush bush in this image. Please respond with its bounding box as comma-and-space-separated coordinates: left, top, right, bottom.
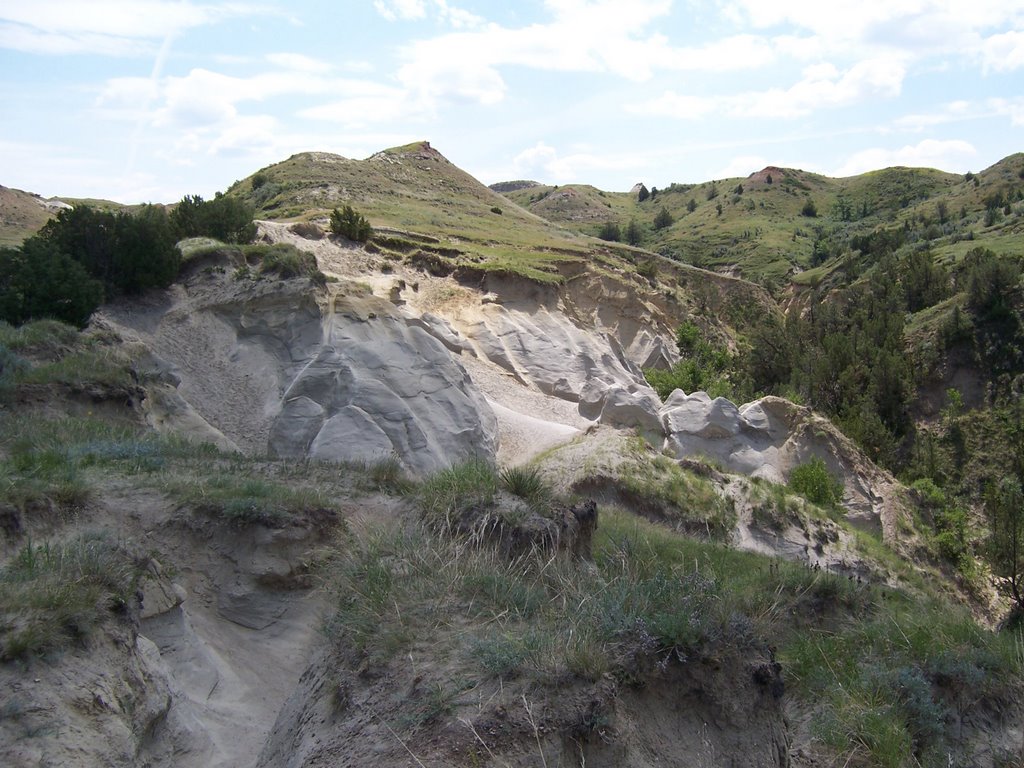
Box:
788, 458, 844, 506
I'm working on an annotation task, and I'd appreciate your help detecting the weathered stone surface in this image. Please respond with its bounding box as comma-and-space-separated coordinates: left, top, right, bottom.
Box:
661, 394, 898, 531
403, 311, 475, 355
456, 304, 664, 433
268, 296, 498, 476
102, 277, 499, 476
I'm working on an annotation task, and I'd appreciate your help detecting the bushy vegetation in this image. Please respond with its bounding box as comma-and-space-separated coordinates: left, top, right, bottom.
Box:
788, 458, 844, 507
644, 321, 735, 400
0, 190, 263, 328
0, 239, 102, 327
37, 204, 181, 297
248, 242, 325, 284
170, 193, 257, 244
329, 205, 372, 242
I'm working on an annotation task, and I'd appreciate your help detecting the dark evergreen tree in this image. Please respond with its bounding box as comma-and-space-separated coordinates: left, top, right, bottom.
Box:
625, 219, 642, 246
597, 221, 621, 242
653, 207, 674, 230
329, 205, 373, 242
0, 239, 103, 327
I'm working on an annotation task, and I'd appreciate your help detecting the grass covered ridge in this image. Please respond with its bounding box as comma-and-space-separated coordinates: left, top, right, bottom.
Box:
324, 497, 1023, 765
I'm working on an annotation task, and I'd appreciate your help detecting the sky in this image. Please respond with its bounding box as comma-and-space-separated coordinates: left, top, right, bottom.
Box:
1, 0, 1023, 203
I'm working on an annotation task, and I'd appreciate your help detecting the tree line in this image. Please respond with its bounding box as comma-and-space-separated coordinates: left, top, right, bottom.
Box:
0, 193, 256, 327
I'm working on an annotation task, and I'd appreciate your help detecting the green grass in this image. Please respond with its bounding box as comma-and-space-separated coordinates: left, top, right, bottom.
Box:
499, 464, 553, 513
323, 483, 1023, 762
417, 457, 500, 530
162, 470, 339, 527
614, 437, 736, 535
0, 534, 141, 660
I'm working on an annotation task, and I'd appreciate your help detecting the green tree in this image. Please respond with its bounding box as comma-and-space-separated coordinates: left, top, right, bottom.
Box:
170, 193, 257, 244
0, 239, 103, 327
963, 247, 1020, 319
625, 219, 642, 246
801, 199, 818, 217
598, 221, 621, 242
985, 477, 1024, 613
900, 249, 950, 312
686, 198, 698, 213
653, 207, 674, 230
637, 184, 650, 202
37, 205, 180, 297
329, 205, 373, 242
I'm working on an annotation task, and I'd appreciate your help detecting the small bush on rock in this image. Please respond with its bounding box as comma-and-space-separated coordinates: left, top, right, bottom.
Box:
788, 458, 843, 506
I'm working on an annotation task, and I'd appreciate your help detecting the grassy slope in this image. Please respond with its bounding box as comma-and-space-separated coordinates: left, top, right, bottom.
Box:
225, 142, 601, 284
498, 155, 1024, 285
0, 186, 58, 247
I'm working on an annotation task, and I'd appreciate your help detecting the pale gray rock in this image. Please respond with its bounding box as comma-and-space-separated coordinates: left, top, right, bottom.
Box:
102, 276, 499, 476
269, 300, 498, 476
403, 311, 475, 355
580, 379, 663, 436
459, 304, 664, 433
661, 394, 897, 531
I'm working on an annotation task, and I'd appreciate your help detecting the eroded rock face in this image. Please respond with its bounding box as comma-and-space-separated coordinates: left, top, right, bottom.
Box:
269, 295, 497, 475
100, 275, 499, 476
661, 393, 898, 533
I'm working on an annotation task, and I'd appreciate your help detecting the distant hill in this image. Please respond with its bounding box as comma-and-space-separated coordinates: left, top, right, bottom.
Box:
494, 154, 1024, 284
0, 186, 132, 246
0, 185, 71, 246
488, 180, 541, 193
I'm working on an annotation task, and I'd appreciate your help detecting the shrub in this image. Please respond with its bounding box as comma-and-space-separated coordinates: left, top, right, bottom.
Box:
788, 458, 843, 506
490, 206, 503, 215
329, 205, 373, 242
499, 465, 552, 512
801, 199, 818, 217
171, 193, 257, 244
252, 243, 325, 283
35, 204, 180, 297
0, 240, 103, 327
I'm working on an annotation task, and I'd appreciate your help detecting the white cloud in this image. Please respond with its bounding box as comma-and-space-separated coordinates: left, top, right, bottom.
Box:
654, 34, 777, 71
737, 57, 905, 117
717, 155, 769, 178
395, 0, 769, 109
988, 97, 1024, 126
373, 0, 427, 21
893, 100, 974, 131
833, 139, 978, 176
509, 140, 645, 185
981, 30, 1024, 72
373, 0, 483, 28
727, 0, 1021, 43
0, 1, 256, 56
300, 85, 427, 128
631, 57, 905, 120
895, 98, 1024, 130
265, 53, 333, 74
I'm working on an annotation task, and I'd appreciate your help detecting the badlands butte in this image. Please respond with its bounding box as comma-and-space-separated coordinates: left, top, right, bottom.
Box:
2, 141, 1024, 767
